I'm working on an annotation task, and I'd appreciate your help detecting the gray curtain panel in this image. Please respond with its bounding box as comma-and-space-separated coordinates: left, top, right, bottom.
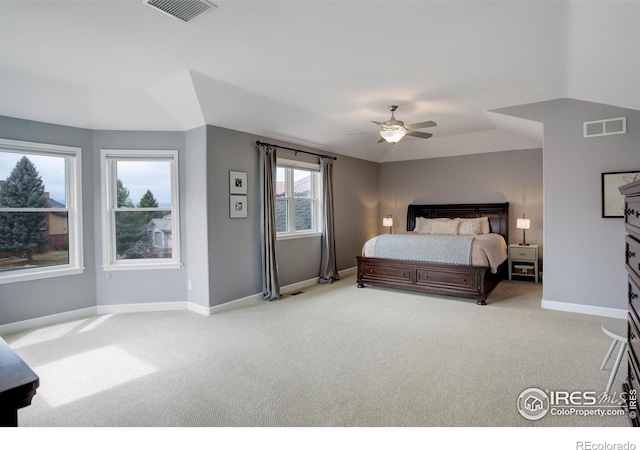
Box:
259, 145, 280, 300
319, 157, 339, 284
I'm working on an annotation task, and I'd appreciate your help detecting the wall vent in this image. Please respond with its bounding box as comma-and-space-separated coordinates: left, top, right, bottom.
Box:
143, 0, 217, 23
583, 117, 626, 138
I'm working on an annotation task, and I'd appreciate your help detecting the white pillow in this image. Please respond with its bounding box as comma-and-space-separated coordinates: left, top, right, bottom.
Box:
458, 217, 491, 234
431, 219, 460, 235
458, 219, 482, 235
414, 217, 451, 234
413, 217, 427, 233
480, 217, 490, 234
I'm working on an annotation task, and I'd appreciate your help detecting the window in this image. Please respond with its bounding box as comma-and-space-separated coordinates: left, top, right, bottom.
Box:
0, 138, 83, 284
101, 150, 181, 270
275, 158, 322, 238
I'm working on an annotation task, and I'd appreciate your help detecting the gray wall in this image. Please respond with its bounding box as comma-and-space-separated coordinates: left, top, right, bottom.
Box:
0, 116, 379, 326
379, 148, 544, 252
92, 130, 189, 307
184, 126, 210, 308
204, 125, 380, 305
205, 126, 263, 305
330, 152, 380, 273
0, 117, 96, 324
494, 99, 640, 310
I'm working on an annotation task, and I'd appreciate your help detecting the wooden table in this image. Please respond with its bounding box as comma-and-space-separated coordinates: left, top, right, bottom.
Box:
0, 337, 39, 426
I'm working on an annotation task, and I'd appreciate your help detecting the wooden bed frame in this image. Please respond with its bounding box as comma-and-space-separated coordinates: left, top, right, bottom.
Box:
356, 203, 509, 305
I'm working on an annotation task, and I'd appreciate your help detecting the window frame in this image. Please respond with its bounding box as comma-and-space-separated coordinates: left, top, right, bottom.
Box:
0, 138, 84, 284
100, 149, 181, 271
275, 158, 322, 240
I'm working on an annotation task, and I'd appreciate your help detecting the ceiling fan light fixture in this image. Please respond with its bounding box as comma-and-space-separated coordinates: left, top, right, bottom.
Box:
379, 125, 407, 143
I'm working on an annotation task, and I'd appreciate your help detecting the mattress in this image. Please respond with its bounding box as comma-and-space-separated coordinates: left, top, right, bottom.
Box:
362, 232, 508, 273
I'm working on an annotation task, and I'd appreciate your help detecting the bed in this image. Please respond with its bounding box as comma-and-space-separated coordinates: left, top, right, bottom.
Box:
356, 203, 509, 305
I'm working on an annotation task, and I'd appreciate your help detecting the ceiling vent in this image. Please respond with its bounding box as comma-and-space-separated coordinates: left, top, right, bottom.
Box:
583, 117, 626, 138
143, 0, 217, 23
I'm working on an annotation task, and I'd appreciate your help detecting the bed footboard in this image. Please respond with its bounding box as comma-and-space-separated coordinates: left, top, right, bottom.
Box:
356, 256, 494, 305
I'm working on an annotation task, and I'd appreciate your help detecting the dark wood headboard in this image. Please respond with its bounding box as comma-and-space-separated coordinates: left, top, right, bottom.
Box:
407, 203, 509, 243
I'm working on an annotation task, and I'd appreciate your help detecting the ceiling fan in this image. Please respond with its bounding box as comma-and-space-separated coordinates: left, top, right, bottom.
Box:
372, 105, 436, 144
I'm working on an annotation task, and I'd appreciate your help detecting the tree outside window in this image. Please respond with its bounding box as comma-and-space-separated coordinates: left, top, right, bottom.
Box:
0, 138, 82, 284
0, 157, 52, 263
101, 150, 180, 270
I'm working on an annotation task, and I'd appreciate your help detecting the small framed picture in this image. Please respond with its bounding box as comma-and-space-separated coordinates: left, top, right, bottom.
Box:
230, 171, 247, 194
230, 195, 247, 218
602, 171, 640, 218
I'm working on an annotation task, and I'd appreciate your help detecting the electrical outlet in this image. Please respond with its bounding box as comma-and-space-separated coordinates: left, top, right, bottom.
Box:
188, 280, 192, 290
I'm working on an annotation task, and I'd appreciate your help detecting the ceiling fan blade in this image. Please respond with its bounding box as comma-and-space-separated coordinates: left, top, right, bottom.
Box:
406, 120, 437, 130
377, 137, 386, 144
371, 121, 382, 126
406, 130, 433, 139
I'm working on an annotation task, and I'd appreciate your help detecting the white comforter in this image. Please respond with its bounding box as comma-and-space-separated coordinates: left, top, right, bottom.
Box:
362, 233, 508, 273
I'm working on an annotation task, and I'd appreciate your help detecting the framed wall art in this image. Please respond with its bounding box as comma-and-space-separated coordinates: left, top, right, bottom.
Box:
230, 195, 247, 219
230, 171, 247, 195
602, 171, 640, 218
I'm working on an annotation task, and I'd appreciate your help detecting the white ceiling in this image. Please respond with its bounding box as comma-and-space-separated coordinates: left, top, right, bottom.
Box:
0, 1, 638, 163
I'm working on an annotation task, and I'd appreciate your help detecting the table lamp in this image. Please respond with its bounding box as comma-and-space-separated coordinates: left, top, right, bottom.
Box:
383, 215, 393, 234
516, 214, 531, 245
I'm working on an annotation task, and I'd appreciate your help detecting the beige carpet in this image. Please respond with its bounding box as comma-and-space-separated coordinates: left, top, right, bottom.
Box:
3, 274, 630, 427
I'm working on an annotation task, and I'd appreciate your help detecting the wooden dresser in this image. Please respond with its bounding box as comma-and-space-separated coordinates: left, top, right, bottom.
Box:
620, 179, 640, 426
0, 337, 39, 426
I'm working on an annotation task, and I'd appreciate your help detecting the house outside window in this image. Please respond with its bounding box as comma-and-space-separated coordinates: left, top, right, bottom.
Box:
0, 138, 83, 284
101, 149, 181, 270
275, 158, 322, 238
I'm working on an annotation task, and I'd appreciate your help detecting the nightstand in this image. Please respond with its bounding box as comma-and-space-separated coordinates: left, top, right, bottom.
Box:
508, 244, 539, 283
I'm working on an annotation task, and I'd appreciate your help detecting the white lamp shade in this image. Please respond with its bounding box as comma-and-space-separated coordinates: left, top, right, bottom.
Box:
383, 217, 394, 227
516, 218, 531, 230
379, 125, 407, 143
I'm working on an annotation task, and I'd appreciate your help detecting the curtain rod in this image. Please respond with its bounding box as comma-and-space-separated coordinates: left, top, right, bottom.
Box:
255, 141, 337, 160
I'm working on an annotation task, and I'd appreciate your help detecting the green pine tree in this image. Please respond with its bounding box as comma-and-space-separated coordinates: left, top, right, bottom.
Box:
115, 179, 142, 257
117, 179, 134, 208
138, 190, 159, 208
114, 184, 163, 259
0, 156, 51, 261
125, 189, 165, 258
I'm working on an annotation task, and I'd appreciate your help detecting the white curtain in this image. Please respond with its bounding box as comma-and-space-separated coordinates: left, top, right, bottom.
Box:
318, 157, 339, 284
259, 145, 280, 300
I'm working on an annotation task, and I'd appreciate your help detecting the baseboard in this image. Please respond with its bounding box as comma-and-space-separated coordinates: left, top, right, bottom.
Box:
0, 267, 360, 334
0, 307, 97, 336
96, 301, 187, 315
208, 293, 262, 315
187, 301, 212, 316
541, 298, 627, 319
207, 266, 358, 315
338, 266, 357, 278
204, 278, 320, 316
